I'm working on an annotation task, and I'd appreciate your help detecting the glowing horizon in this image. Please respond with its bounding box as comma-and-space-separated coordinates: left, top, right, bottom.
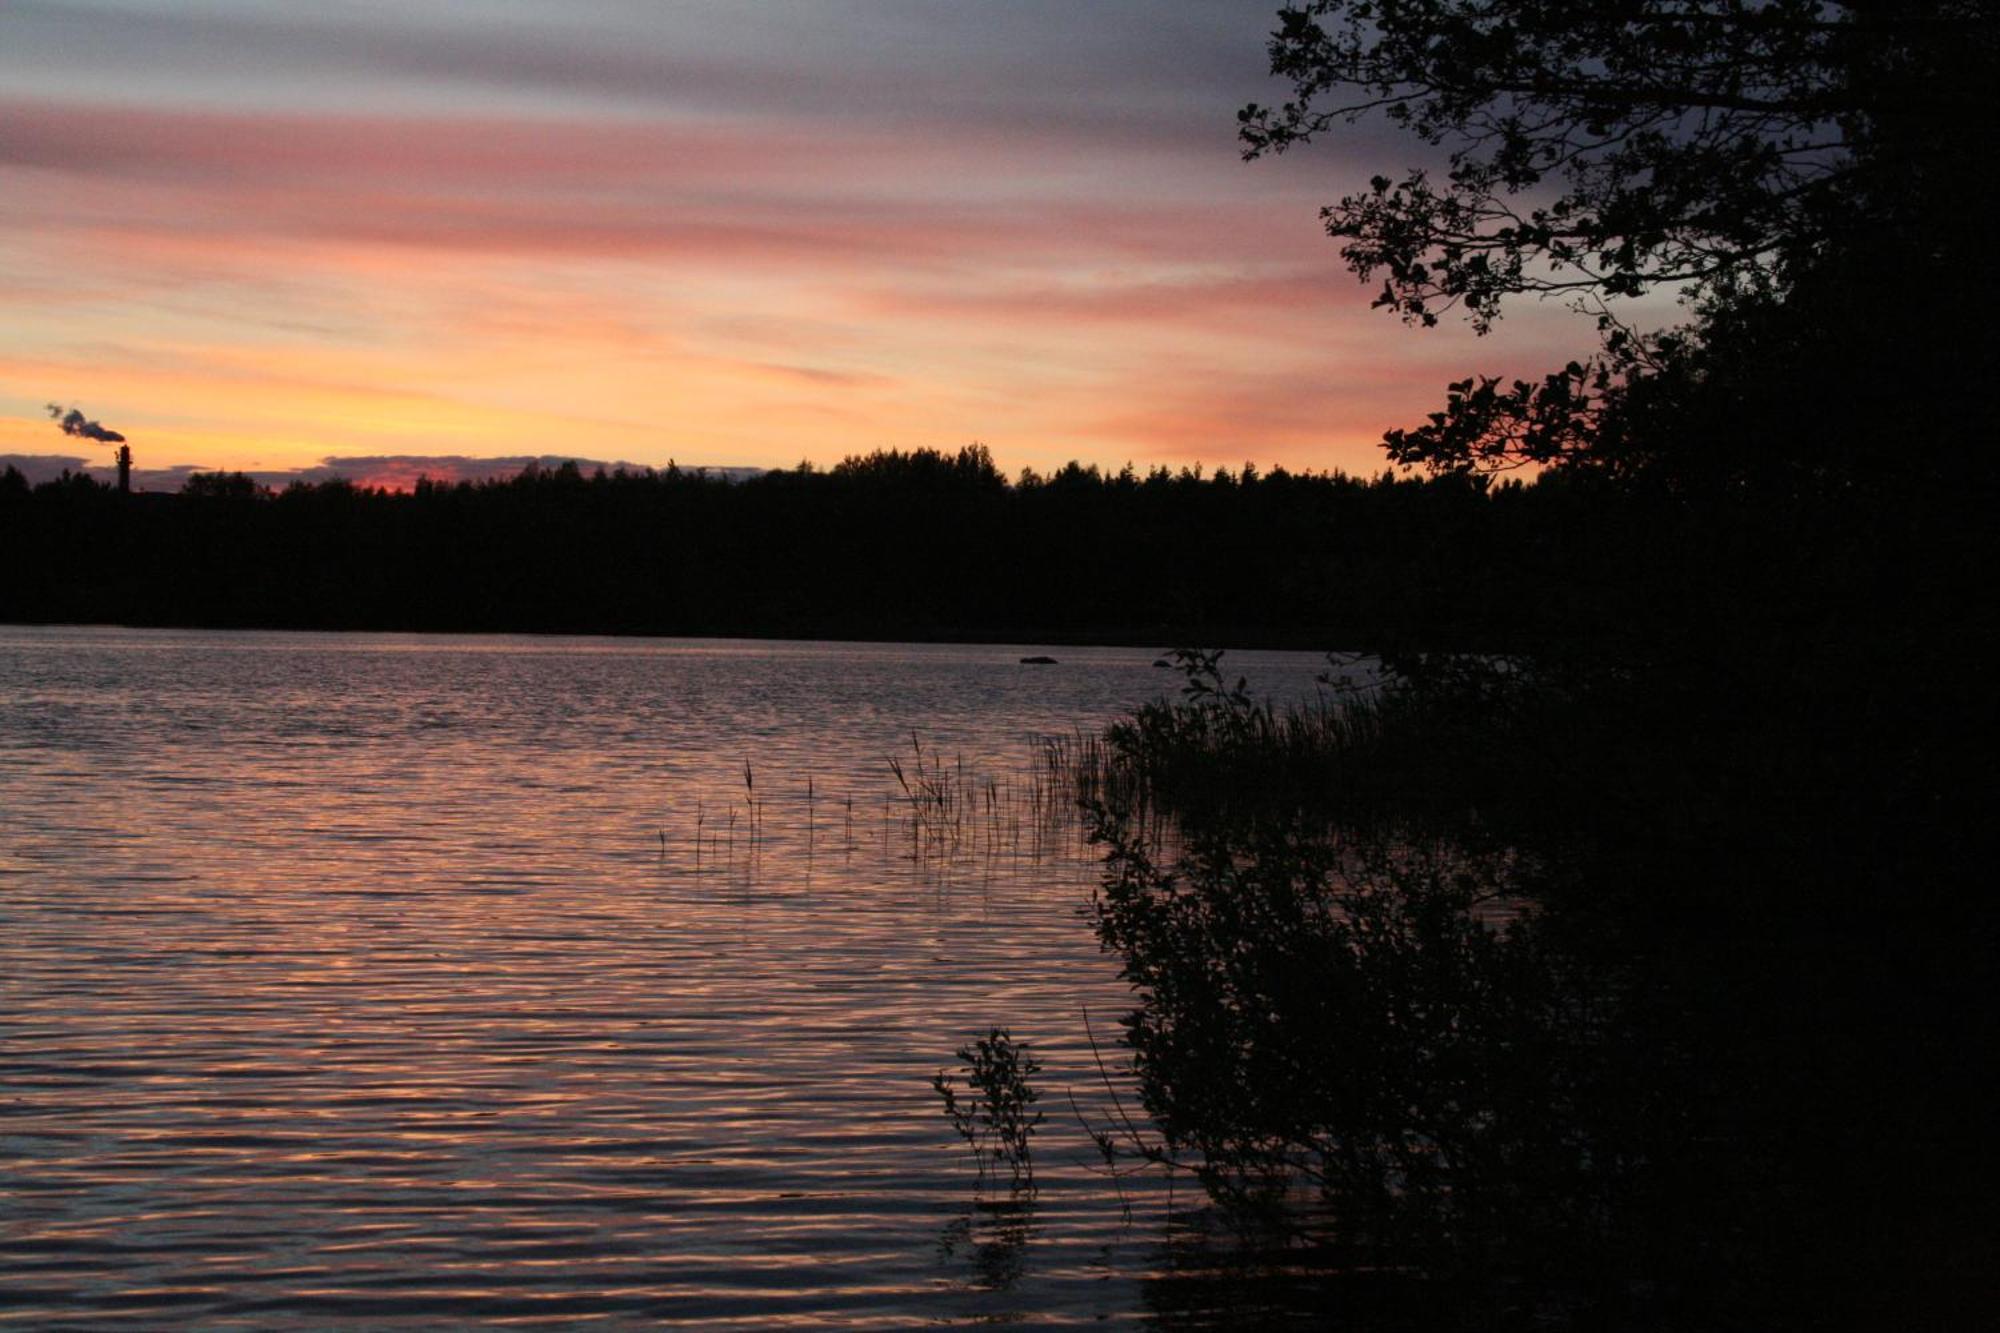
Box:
1, 2, 1599, 481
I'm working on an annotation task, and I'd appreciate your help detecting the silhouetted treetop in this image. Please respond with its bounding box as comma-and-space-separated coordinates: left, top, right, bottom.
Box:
828, 443, 1006, 491
181, 472, 264, 500
1240, 1, 1993, 332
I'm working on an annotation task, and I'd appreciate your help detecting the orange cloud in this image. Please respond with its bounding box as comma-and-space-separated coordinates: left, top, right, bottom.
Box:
0, 67, 1607, 481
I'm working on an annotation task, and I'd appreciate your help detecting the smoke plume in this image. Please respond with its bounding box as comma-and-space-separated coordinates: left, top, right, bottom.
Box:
46, 403, 125, 444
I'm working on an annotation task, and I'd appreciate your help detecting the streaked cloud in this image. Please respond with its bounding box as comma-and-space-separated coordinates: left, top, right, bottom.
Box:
0, 1, 1604, 478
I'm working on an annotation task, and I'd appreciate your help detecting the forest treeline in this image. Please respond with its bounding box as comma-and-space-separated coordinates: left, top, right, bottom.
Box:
0, 447, 1704, 650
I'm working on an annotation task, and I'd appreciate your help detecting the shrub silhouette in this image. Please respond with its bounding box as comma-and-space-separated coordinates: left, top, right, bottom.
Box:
933, 1028, 1045, 1192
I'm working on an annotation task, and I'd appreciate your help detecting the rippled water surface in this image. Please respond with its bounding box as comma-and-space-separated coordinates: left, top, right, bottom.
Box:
1, 628, 1334, 1327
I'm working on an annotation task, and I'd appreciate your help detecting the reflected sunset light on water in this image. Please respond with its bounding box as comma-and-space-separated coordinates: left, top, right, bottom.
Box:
1, 627, 1337, 1325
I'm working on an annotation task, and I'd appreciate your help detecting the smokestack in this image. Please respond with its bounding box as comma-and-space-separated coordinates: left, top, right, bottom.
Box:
46, 403, 131, 492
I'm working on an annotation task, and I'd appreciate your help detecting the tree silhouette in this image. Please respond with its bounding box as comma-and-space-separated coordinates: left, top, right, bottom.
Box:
1039, 7, 2000, 1322
0, 451, 1566, 649
1243, 1, 1988, 327
1241, 2, 1999, 480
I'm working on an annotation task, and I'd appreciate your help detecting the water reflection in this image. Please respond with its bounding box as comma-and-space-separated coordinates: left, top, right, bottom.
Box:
937, 1198, 1038, 1295
0, 627, 1337, 1327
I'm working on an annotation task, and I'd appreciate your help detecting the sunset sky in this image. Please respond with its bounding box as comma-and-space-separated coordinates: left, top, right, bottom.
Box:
3, 0, 1607, 486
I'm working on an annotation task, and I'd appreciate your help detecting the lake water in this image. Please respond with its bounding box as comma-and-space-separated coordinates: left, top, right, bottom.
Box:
0, 627, 1336, 1327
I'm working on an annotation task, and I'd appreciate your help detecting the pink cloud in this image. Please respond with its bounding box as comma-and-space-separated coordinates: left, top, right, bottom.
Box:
0, 98, 871, 186
1, 94, 1325, 273
0, 27, 1610, 481
856, 266, 1359, 332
